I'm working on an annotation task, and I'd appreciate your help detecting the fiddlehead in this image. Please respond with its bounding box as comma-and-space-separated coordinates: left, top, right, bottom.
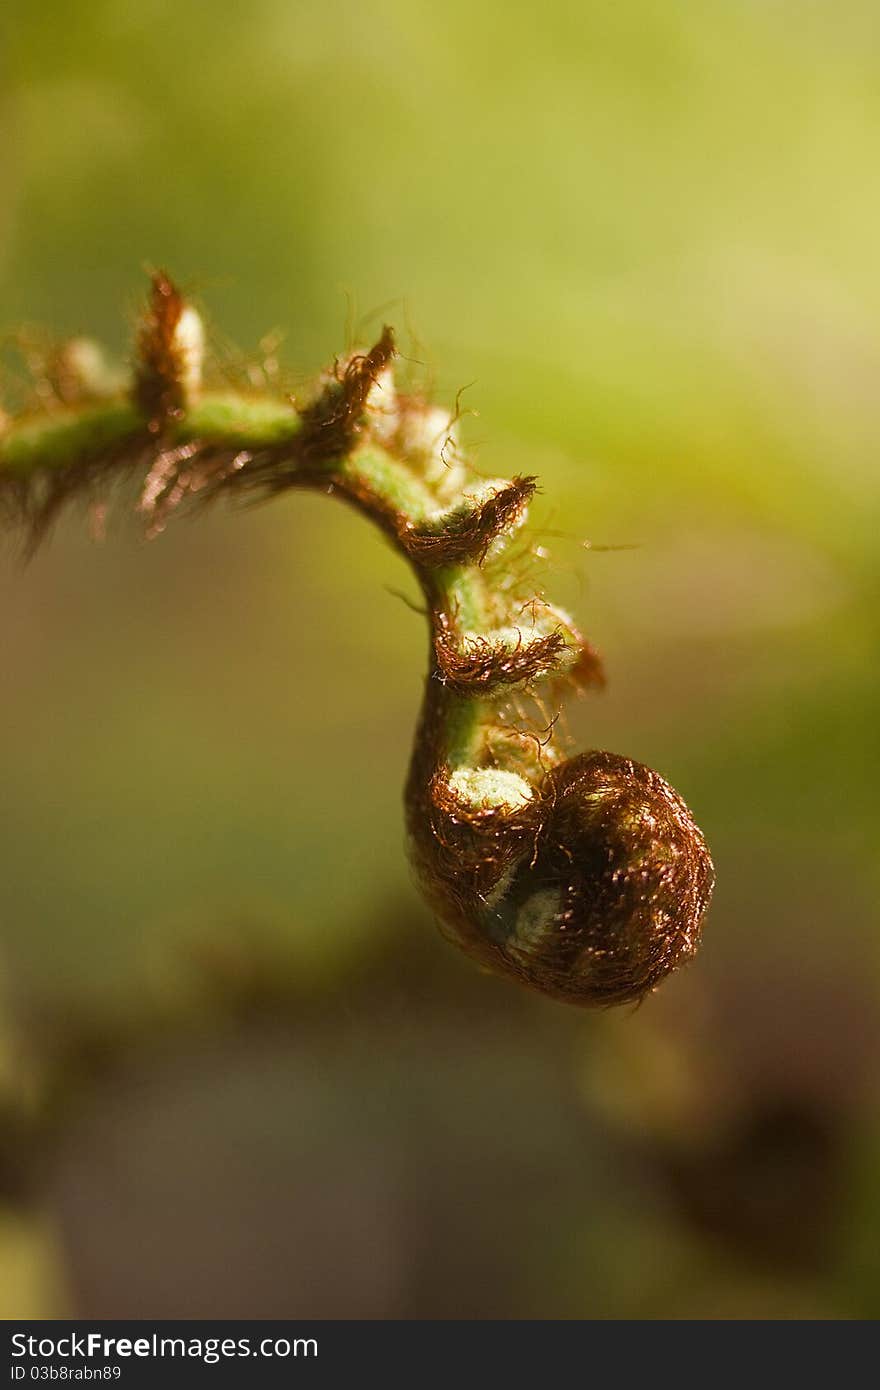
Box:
0, 274, 714, 1007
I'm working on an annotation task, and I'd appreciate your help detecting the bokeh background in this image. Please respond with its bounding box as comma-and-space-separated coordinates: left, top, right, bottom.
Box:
1, 0, 878, 1318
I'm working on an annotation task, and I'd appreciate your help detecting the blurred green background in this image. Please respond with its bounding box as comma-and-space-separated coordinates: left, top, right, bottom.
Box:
1, 0, 878, 1318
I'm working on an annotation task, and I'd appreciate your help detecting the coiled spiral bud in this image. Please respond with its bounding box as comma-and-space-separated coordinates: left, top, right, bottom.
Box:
441, 753, 713, 1006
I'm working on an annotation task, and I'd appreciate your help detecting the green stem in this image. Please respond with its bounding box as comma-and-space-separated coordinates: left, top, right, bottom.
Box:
0, 386, 584, 802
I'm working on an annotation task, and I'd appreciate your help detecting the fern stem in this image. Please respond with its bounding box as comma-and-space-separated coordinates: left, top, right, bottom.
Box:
0, 273, 714, 1008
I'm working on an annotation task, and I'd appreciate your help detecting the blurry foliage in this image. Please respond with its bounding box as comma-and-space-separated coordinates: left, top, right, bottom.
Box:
0, 0, 877, 1318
